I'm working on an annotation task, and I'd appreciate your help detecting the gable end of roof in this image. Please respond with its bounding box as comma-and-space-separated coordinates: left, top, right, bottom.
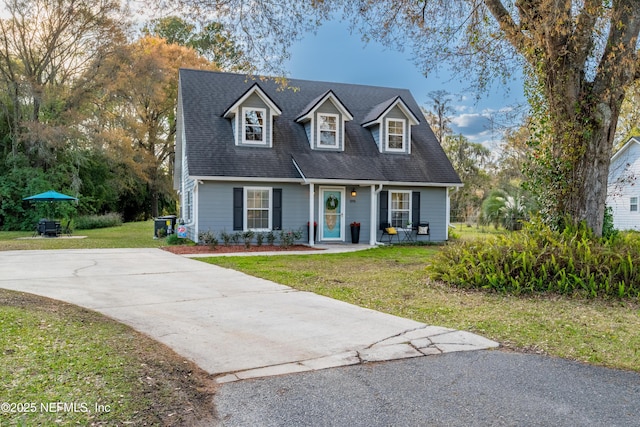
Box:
223, 82, 283, 118
295, 90, 354, 122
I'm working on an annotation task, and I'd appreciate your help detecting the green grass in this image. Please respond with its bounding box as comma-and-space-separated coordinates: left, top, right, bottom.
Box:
203, 245, 640, 372
0, 220, 166, 251
0, 289, 216, 426
450, 222, 510, 240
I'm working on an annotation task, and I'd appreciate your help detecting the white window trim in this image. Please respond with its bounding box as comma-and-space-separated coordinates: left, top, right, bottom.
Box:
316, 113, 339, 148
388, 190, 412, 228
631, 196, 638, 212
244, 187, 272, 231
242, 107, 267, 145
385, 118, 406, 152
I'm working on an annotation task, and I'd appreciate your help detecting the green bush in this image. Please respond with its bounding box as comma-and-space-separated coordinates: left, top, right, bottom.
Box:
165, 233, 182, 245
198, 229, 218, 248
279, 228, 303, 248
427, 220, 640, 299
74, 213, 123, 230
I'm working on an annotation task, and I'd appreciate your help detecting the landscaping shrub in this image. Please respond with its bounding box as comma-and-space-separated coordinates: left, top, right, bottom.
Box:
427, 220, 640, 299
165, 233, 182, 245
279, 228, 303, 248
74, 213, 122, 230
198, 229, 218, 248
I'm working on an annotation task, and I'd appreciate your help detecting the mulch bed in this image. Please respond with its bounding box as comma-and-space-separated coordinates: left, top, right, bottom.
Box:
161, 244, 321, 255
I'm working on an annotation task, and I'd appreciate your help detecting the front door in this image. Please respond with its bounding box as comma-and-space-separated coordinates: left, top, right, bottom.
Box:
320, 187, 345, 241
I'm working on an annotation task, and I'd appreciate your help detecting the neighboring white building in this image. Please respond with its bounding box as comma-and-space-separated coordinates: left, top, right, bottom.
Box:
607, 136, 640, 231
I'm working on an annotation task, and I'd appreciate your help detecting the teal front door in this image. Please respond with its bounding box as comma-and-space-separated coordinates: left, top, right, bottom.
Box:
320, 187, 344, 241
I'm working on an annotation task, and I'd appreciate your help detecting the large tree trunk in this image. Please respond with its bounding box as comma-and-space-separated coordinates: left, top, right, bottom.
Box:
546, 74, 625, 237
485, 0, 640, 237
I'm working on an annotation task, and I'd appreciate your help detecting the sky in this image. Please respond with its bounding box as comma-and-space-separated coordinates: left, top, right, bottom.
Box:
283, 19, 527, 148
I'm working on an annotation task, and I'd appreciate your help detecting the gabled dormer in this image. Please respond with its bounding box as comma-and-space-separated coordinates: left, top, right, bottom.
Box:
362, 96, 420, 154
223, 83, 282, 148
295, 90, 354, 151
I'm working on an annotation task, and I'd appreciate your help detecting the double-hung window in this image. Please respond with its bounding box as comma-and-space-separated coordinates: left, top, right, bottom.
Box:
389, 191, 411, 227
243, 107, 266, 144
631, 197, 638, 212
318, 113, 338, 147
245, 187, 271, 230
184, 190, 193, 222
386, 119, 405, 151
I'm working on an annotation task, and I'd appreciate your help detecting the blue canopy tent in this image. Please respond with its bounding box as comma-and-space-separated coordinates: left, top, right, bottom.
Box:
23, 191, 78, 235
23, 190, 78, 202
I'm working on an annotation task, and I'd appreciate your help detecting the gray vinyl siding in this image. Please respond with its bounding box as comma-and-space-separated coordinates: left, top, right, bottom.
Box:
181, 156, 197, 240
419, 187, 448, 241
196, 182, 311, 243
370, 124, 381, 151
344, 190, 372, 243
378, 186, 448, 242
303, 122, 312, 147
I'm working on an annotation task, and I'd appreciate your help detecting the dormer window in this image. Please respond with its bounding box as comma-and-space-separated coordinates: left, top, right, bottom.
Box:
318, 113, 338, 147
362, 97, 419, 154
386, 119, 406, 151
296, 90, 353, 152
243, 107, 266, 144
223, 83, 282, 148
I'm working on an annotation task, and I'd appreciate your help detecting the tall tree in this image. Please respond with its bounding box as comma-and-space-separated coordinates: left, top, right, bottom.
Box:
424, 90, 454, 144
173, 0, 640, 236
142, 16, 249, 71
97, 36, 214, 218
442, 134, 492, 222
0, 0, 125, 163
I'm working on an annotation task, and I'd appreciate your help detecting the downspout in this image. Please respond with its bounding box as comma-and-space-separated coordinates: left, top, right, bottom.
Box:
192, 180, 200, 243
370, 183, 383, 245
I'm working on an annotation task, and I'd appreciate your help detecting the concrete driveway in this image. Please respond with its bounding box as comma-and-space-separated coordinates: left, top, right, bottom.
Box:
0, 248, 497, 382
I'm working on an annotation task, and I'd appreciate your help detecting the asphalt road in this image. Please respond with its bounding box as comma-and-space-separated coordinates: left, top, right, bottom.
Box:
214, 350, 640, 426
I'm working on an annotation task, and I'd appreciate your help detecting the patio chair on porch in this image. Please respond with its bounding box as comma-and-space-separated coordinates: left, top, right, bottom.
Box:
416, 222, 430, 240
380, 222, 400, 243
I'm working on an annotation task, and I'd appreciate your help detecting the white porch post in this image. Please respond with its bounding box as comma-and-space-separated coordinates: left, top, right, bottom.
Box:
370, 184, 377, 245
309, 183, 315, 247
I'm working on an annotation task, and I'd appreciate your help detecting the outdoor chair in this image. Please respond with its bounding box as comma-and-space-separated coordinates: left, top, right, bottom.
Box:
380, 222, 399, 243
416, 222, 430, 240
62, 219, 73, 237
43, 220, 60, 237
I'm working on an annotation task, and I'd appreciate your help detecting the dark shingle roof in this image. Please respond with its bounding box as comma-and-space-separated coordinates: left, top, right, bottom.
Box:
178, 69, 461, 185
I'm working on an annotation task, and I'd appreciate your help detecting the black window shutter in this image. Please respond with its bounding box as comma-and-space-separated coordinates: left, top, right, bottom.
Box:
272, 189, 282, 230
412, 191, 421, 225
233, 188, 243, 230
379, 191, 388, 230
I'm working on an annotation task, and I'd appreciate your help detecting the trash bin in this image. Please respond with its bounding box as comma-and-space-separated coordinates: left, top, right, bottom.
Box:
153, 218, 166, 239
153, 215, 177, 238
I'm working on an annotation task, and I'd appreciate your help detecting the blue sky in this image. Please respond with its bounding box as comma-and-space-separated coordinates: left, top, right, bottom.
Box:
284, 19, 527, 147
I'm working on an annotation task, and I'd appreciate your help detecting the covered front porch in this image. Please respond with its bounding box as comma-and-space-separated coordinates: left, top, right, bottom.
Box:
301, 180, 454, 246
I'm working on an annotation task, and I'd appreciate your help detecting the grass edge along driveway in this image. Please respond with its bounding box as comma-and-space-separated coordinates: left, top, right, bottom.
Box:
0, 289, 217, 426
202, 245, 640, 373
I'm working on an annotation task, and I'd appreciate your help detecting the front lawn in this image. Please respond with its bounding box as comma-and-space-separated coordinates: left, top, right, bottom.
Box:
0, 221, 165, 251
202, 245, 640, 372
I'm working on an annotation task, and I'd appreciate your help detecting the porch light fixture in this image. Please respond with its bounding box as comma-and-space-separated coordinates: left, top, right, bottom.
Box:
351, 188, 357, 197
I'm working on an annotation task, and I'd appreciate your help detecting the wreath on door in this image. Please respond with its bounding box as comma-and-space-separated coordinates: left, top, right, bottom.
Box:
325, 195, 339, 210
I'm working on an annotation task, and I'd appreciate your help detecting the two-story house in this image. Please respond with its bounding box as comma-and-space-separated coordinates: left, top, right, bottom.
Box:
174, 69, 462, 245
